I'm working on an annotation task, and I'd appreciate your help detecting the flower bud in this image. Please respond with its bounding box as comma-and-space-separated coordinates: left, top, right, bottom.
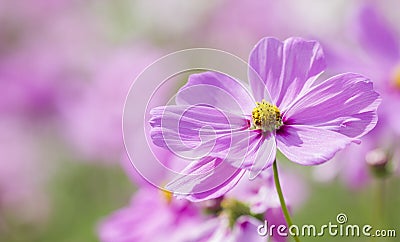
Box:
366, 149, 390, 178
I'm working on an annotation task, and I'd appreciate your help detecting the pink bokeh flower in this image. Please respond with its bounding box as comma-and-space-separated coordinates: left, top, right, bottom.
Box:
98, 187, 214, 242
196, 0, 290, 57
150, 37, 380, 200
326, 4, 400, 134
316, 3, 400, 187
0, 119, 52, 224
103, 157, 307, 242
212, 168, 308, 242
61, 46, 163, 162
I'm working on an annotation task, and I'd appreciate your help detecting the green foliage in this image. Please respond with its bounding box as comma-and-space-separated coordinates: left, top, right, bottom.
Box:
0, 161, 134, 242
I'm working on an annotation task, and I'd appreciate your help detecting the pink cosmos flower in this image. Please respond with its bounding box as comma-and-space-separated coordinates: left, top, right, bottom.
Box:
98, 187, 215, 242
107, 159, 305, 242
150, 37, 380, 200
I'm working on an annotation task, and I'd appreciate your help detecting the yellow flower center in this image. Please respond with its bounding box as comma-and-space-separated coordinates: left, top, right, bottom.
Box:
160, 188, 173, 204
251, 99, 283, 132
391, 64, 400, 89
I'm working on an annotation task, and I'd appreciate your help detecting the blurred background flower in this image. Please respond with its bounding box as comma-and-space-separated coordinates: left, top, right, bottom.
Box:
0, 0, 399, 241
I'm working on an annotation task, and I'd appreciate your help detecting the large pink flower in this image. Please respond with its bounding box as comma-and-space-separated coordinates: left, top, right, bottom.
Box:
150, 37, 380, 200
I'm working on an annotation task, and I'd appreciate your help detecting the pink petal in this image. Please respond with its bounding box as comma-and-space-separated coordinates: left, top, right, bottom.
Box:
208, 216, 265, 242
231, 216, 265, 242
354, 4, 400, 64
248, 37, 326, 109
166, 157, 245, 201
265, 208, 288, 242
248, 135, 276, 180
98, 189, 167, 242
284, 73, 380, 139
150, 104, 251, 159
150, 104, 266, 168
277, 125, 354, 165
216, 130, 264, 169
176, 71, 255, 114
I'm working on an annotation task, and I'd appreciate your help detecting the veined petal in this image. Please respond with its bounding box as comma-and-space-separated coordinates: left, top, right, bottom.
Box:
247, 135, 276, 180
284, 73, 380, 139
166, 157, 245, 202
150, 104, 261, 161
276, 125, 354, 165
176, 71, 255, 114
249, 37, 326, 109
150, 105, 249, 134
355, 4, 400, 63
248, 37, 282, 103
215, 130, 263, 168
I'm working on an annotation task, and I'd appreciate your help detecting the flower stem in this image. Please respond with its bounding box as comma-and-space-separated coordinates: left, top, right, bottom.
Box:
376, 178, 386, 227
273, 160, 301, 242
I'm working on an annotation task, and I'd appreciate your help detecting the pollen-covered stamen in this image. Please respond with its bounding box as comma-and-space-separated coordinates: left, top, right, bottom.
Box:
251, 99, 283, 132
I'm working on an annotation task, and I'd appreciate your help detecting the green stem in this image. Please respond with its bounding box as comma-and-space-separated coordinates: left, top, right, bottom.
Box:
371, 178, 386, 242
376, 178, 386, 227
273, 160, 301, 242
